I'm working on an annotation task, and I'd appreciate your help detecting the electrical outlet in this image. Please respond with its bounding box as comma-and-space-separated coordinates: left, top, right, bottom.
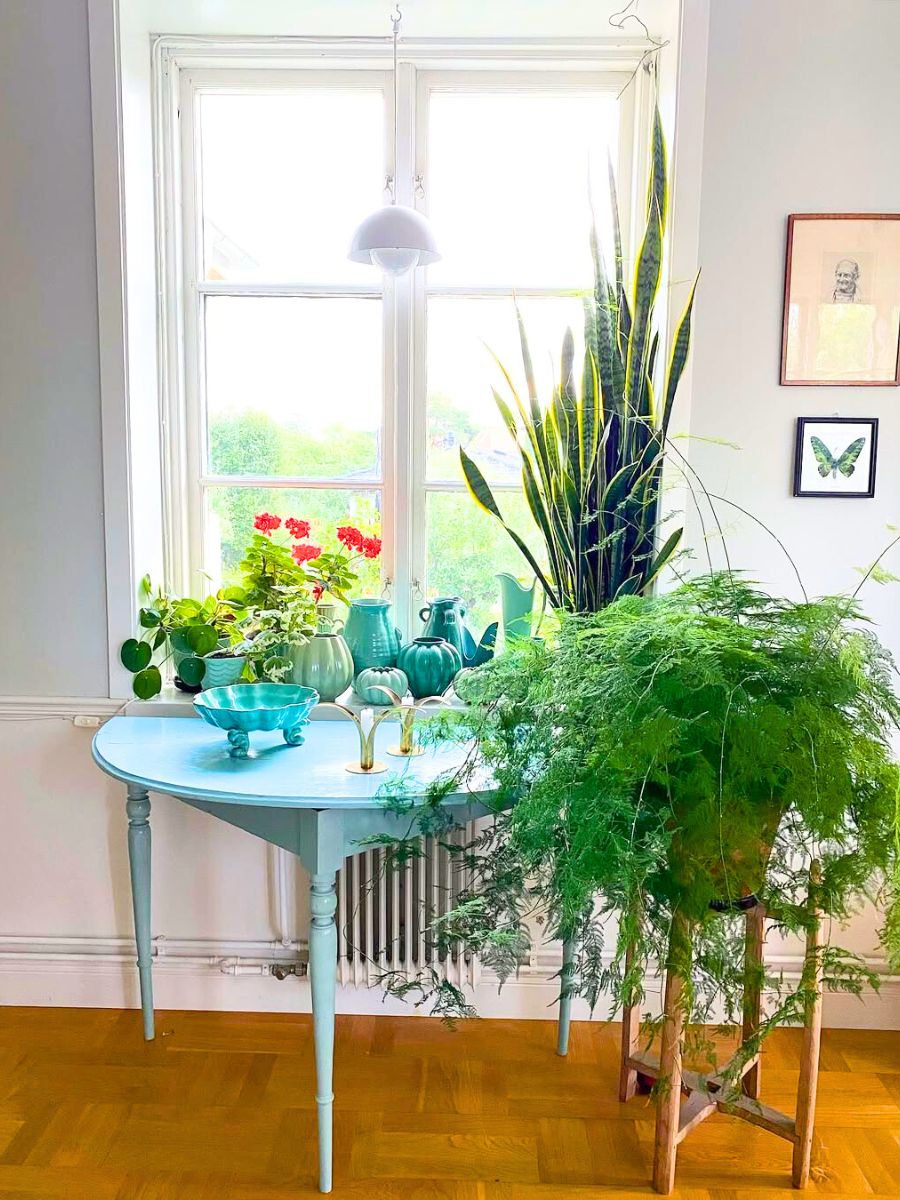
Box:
73, 715, 102, 729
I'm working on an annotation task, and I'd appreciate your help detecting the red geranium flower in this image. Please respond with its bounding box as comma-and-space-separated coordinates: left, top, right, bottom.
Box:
285, 517, 311, 540
361, 536, 382, 559
337, 525, 364, 551
253, 512, 282, 536
291, 543, 322, 564
312, 583, 324, 603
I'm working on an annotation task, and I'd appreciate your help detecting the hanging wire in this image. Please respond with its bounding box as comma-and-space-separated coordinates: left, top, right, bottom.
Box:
609, 0, 670, 98
390, 5, 402, 202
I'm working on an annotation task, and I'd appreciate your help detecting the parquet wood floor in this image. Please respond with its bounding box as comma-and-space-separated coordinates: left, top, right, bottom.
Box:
0, 1008, 897, 1198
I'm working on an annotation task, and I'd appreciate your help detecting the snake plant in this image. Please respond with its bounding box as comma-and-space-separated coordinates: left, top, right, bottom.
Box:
461, 105, 696, 613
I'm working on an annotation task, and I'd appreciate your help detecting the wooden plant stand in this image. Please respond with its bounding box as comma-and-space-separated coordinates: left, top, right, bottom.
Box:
618, 865, 823, 1194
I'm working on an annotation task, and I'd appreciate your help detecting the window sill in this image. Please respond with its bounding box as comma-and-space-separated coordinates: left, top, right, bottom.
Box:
123, 686, 466, 718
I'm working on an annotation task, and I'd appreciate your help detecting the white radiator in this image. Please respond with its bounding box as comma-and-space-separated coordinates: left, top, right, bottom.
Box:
336, 823, 479, 989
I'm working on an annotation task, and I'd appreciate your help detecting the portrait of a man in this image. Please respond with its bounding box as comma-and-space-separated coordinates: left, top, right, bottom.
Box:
832, 257, 861, 303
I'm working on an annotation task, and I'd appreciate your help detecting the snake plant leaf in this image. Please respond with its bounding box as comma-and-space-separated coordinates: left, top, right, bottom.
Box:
645, 527, 684, 587
647, 104, 668, 235
662, 273, 700, 433
492, 388, 519, 441
120, 639, 152, 673
460, 449, 504, 520
132, 666, 162, 700
624, 202, 663, 416
515, 303, 541, 425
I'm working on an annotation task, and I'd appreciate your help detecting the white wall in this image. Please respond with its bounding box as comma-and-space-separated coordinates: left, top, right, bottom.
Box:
679, 0, 900, 991
0, 0, 897, 1025
0, 0, 109, 697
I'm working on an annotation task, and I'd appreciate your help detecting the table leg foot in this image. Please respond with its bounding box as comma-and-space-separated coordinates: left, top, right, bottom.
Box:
310, 872, 337, 1193
126, 784, 154, 1041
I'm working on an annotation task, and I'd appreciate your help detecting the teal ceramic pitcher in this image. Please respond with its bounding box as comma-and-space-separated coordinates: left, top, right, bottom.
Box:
418, 596, 497, 669
343, 598, 402, 675
496, 574, 545, 644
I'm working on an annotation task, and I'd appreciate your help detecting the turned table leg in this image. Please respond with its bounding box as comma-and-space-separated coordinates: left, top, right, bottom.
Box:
310, 871, 338, 1194
126, 783, 154, 1041
557, 935, 575, 1056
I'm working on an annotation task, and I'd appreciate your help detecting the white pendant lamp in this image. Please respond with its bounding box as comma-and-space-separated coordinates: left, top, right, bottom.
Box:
348, 6, 440, 276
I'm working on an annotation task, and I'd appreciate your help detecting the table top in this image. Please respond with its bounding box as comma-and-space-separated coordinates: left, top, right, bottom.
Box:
93, 716, 491, 810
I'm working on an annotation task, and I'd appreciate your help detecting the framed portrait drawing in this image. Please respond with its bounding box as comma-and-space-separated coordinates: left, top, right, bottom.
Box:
781, 214, 900, 385
793, 417, 878, 498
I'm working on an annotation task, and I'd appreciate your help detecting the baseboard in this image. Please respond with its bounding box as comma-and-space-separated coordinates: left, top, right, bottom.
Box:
1, 952, 897, 1029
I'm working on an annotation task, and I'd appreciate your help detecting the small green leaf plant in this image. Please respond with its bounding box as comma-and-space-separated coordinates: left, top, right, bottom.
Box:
460, 104, 695, 613
120, 577, 251, 698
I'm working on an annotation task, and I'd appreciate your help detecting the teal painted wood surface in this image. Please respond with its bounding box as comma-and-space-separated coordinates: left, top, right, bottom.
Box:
91, 715, 497, 1194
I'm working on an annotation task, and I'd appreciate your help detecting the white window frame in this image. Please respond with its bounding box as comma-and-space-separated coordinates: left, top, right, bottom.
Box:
153, 38, 651, 640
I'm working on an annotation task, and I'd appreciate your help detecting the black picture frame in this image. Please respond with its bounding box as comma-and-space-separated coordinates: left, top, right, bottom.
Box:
792, 416, 878, 498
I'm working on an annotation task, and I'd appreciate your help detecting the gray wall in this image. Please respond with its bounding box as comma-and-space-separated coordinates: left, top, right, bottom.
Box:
0, 0, 108, 697
686, 0, 900, 663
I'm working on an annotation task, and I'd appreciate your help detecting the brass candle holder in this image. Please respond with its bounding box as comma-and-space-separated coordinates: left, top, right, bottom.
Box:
318, 691, 450, 772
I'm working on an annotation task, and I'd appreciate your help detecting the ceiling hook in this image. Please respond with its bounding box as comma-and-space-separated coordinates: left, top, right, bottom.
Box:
391, 4, 402, 33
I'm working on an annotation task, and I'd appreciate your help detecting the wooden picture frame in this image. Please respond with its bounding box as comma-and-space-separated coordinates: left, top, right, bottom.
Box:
781, 214, 900, 386
792, 416, 878, 498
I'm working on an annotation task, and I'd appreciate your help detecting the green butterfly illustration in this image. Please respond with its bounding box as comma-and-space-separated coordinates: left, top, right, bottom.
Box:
810, 435, 866, 480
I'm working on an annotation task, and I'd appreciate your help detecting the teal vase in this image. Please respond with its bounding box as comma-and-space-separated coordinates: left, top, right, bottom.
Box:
355, 666, 408, 705
496, 573, 544, 644
398, 637, 461, 699
290, 633, 354, 702
419, 596, 497, 668
343, 599, 402, 674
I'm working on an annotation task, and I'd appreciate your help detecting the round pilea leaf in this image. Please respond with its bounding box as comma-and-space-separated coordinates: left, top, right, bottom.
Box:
177, 656, 206, 687
132, 666, 162, 700
186, 624, 218, 656
120, 639, 152, 673
139, 608, 162, 628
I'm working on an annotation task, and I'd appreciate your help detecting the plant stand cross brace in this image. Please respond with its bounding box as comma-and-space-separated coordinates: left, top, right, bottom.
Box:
619, 866, 824, 1194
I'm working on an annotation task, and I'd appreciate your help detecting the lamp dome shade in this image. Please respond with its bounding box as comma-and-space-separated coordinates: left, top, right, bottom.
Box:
348, 204, 441, 274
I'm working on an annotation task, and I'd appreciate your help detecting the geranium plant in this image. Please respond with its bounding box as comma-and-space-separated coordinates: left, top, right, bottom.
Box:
244, 512, 382, 606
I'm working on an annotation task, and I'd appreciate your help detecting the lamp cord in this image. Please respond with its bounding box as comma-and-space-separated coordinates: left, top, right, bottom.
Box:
391, 5, 402, 205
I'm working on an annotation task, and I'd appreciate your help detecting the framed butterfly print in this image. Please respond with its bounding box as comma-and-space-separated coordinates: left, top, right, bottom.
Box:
793, 417, 878, 498
781, 215, 900, 385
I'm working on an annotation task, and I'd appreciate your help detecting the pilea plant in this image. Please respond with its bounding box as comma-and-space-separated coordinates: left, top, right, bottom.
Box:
120, 578, 250, 698
377, 575, 900, 1072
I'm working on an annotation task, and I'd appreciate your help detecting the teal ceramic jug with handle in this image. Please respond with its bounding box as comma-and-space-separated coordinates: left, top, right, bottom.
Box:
343, 598, 402, 675
496, 574, 545, 645
419, 596, 497, 669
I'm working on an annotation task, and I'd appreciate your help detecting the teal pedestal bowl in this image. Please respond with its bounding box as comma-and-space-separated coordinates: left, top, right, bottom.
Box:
193, 683, 319, 758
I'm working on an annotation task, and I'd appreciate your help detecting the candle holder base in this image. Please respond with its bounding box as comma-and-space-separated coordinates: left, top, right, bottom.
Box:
387, 745, 425, 757
345, 761, 388, 775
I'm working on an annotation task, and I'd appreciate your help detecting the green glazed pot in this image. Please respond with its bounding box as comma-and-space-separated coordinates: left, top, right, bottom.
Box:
201, 653, 247, 690
397, 637, 461, 699
290, 633, 354, 703
355, 666, 408, 705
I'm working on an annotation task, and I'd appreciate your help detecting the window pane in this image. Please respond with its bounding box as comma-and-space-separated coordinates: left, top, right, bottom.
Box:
205, 486, 382, 593
205, 297, 382, 480
427, 296, 585, 485
199, 91, 385, 284
425, 490, 547, 637
426, 91, 618, 287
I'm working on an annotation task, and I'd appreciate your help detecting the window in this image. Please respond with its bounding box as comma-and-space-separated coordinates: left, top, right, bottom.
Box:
164, 51, 637, 636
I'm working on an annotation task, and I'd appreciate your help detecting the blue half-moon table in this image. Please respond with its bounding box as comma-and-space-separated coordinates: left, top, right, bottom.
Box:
92, 715, 496, 1193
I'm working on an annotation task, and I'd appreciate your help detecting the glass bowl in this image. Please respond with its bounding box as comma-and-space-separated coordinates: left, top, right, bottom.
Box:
193, 683, 319, 757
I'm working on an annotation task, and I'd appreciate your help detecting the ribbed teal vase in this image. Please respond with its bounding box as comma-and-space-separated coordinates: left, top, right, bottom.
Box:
397, 637, 461, 699
290, 633, 354, 703
343, 599, 402, 674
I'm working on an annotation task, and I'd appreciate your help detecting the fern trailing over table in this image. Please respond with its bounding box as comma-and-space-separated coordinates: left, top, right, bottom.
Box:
459, 104, 695, 612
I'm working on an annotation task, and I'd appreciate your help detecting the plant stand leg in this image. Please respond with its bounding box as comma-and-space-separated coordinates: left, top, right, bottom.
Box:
310, 872, 337, 1194
557, 936, 575, 1056
792, 863, 823, 1189
126, 784, 154, 1041
619, 943, 640, 1101
653, 915, 691, 1195
742, 901, 766, 1099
